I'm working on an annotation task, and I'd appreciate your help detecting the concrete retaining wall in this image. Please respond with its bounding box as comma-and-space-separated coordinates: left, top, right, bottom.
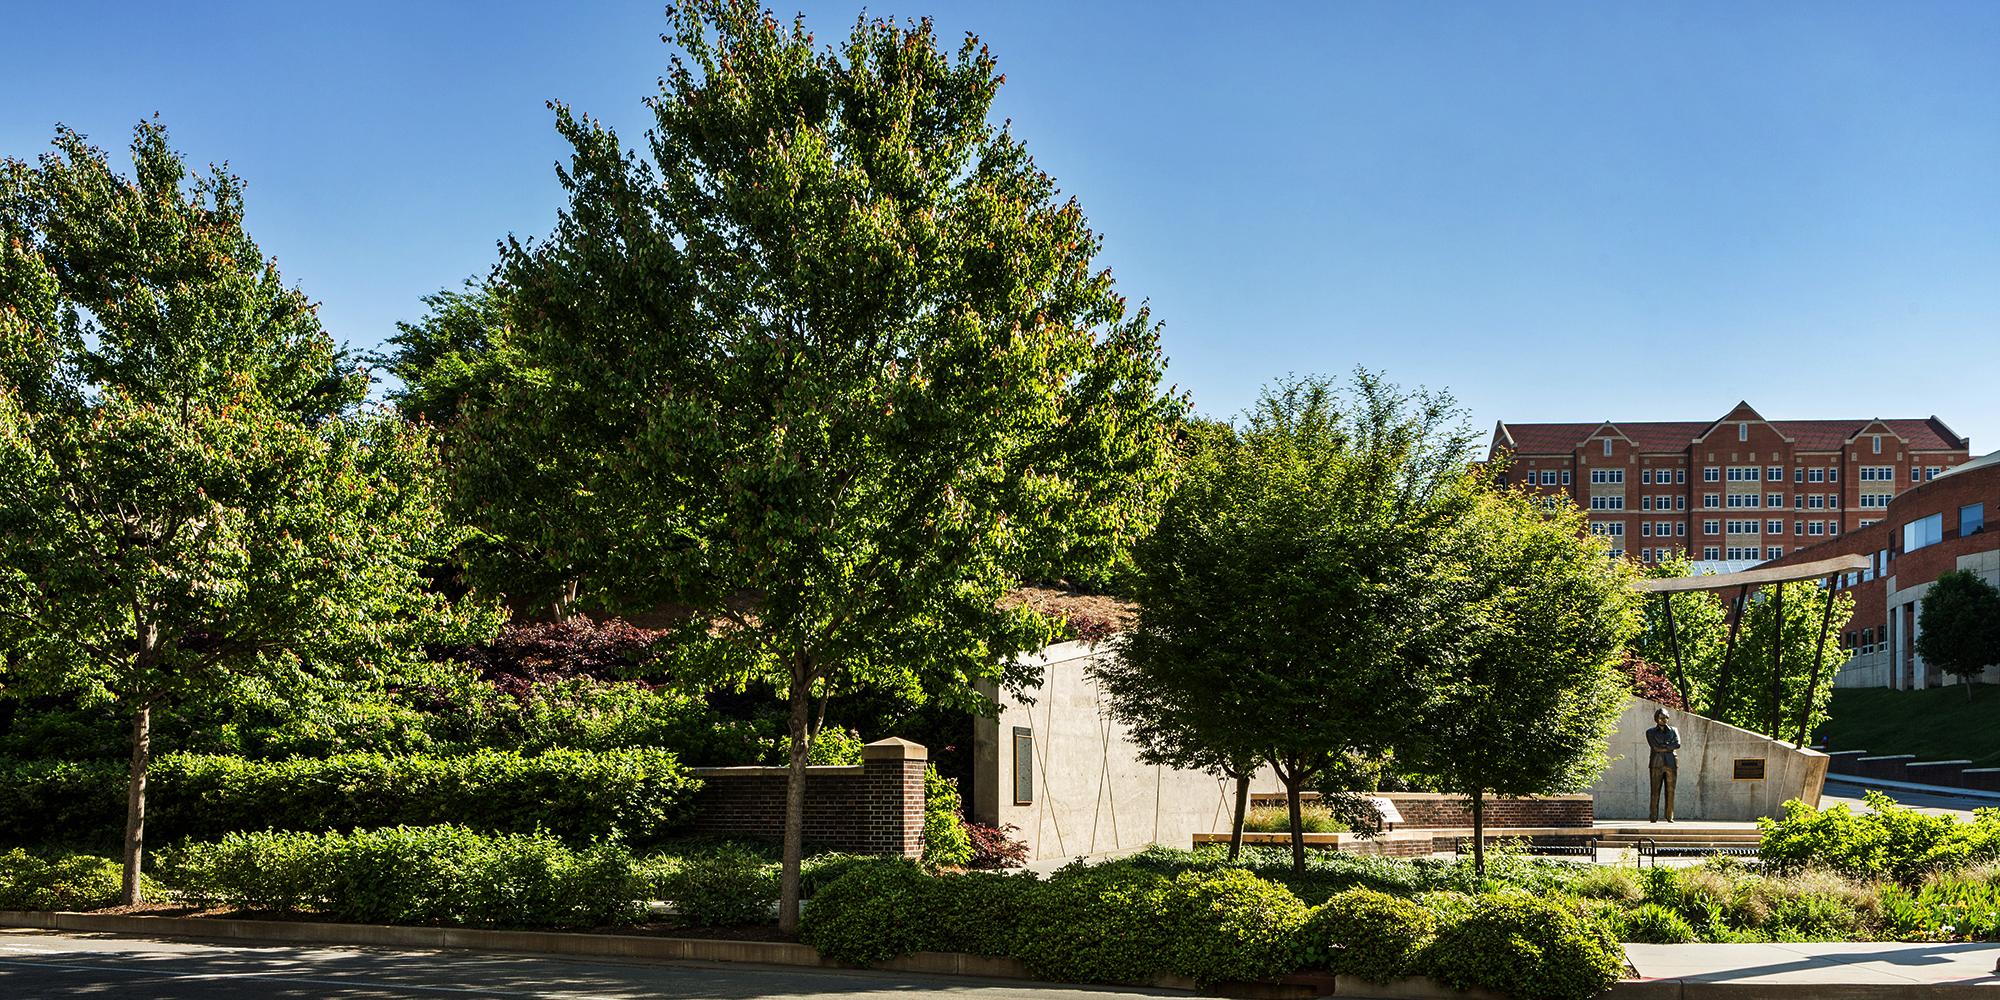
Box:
1587, 697, 1828, 821
970, 639, 1286, 861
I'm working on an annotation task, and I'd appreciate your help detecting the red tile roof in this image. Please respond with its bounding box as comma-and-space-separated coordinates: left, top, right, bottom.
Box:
1494, 415, 1966, 456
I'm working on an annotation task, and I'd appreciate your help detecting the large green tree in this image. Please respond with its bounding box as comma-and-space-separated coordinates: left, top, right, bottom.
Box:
408, 1, 1181, 928
0, 123, 484, 902
1917, 570, 2000, 698
1399, 490, 1638, 878
1110, 373, 1479, 874
1632, 561, 1851, 739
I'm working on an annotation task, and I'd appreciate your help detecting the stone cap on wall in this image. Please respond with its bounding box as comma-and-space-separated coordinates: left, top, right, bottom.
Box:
862, 737, 928, 762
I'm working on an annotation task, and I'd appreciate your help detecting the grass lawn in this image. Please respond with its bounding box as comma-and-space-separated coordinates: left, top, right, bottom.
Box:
1819, 683, 2000, 768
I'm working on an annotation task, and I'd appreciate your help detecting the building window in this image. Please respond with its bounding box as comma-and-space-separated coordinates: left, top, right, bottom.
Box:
1676, 522, 1686, 537
1766, 466, 1783, 481
1861, 466, 1894, 481
1767, 493, 1784, 508
1860, 493, 1891, 509
1925, 467, 1940, 481
1964, 503, 1986, 536
1703, 520, 1720, 535
1794, 468, 1805, 483
1828, 468, 1838, 482
1911, 467, 1921, 482
1590, 469, 1625, 484
1589, 521, 1625, 537
1012, 727, 1034, 805
1562, 470, 1572, 485
1827, 494, 1840, 509
1726, 520, 1759, 534
1727, 494, 1760, 508
1703, 546, 1720, 560
1767, 546, 1784, 560
1829, 522, 1840, 536
1903, 513, 1943, 552
1872, 435, 1882, 454
1795, 520, 1806, 534
1640, 522, 1652, 536
1859, 519, 1878, 528
1703, 494, 1720, 509
1641, 496, 1653, 511
1704, 467, 1720, 482
1538, 471, 1556, 485
1807, 495, 1824, 509
1767, 520, 1784, 534
1589, 495, 1625, 510
1808, 522, 1825, 536
1675, 495, 1686, 511
1727, 467, 1761, 482
1738, 423, 1749, 441
1808, 469, 1825, 483
1675, 469, 1686, 484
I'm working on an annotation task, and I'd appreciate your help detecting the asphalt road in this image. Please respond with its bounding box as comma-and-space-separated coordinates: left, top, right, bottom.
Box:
0, 930, 1211, 1000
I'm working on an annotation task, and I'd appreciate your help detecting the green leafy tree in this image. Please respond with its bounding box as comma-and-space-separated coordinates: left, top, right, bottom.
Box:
0, 123, 487, 902
409, 1, 1181, 928
1630, 562, 1851, 738
1113, 373, 1479, 873
1398, 489, 1639, 878
1917, 570, 2000, 698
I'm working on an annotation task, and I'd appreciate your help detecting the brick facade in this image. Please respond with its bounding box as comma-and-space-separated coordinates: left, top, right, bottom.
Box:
1489, 402, 1971, 569
1249, 791, 1594, 829
684, 737, 927, 856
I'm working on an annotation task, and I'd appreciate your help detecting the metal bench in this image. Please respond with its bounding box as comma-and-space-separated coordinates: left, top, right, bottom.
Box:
1636, 838, 1759, 866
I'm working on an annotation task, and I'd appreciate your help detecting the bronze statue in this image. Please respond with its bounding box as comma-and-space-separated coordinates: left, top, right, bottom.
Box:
1647, 707, 1681, 822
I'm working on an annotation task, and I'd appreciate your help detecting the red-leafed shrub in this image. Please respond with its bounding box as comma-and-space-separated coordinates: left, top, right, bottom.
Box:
964, 822, 1030, 870
1618, 654, 1684, 710
438, 618, 672, 697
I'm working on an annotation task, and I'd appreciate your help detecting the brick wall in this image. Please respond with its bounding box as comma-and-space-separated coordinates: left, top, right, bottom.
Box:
1248, 791, 1593, 829
684, 737, 927, 857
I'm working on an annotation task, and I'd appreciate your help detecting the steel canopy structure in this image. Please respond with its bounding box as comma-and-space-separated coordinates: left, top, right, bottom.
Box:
1636, 553, 1870, 746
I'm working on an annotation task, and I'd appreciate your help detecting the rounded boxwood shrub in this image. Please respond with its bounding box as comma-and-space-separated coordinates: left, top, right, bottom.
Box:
801, 858, 1036, 964
1300, 887, 1435, 982
1421, 893, 1626, 1000
1153, 868, 1311, 985
649, 842, 775, 927
0, 848, 152, 911
1010, 860, 1176, 984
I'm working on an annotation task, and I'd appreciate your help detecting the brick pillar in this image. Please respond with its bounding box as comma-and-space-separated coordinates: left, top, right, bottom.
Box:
861, 737, 927, 858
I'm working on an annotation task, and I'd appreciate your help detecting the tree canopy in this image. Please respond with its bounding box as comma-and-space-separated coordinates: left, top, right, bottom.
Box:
396, 0, 1182, 927
1108, 372, 1480, 872
0, 122, 487, 901
1917, 570, 2000, 696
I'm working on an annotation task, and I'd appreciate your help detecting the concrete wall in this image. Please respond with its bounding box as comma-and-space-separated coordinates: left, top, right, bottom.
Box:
970, 639, 1284, 862
1587, 696, 1828, 821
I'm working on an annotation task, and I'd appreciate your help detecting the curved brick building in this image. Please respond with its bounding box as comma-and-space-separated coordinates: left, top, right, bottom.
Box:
1759, 449, 2000, 690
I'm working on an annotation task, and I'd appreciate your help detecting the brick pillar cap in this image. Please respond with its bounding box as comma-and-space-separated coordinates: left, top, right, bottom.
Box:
861, 737, 927, 761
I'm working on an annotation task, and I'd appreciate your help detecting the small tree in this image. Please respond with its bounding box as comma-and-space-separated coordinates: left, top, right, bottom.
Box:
413, 2, 1181, 929
1399, 490, 1638, 879
0, 123, 483, 902
1918, 570, 2000, 697
1112, 373, 1479, 874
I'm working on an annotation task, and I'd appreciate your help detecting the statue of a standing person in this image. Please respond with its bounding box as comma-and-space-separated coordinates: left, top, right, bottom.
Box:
1647, 707, 1681, 823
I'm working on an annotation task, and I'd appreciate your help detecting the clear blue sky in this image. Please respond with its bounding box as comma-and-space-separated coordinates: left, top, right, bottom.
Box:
6, 2, 1997, 448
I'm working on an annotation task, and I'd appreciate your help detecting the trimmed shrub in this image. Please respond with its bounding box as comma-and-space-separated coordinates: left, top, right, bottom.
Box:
160, 826, 642, 929
0, 749, 699, 848
1421, 893, 1627, 1000
1299, 887, 1435, 982
922, 766, 974, 868
799, 858, 1035, 964
647, 842, 775, 926
1010, 860, 1176, 984
0, 849, 149, 910
1153, 868, 1312, 984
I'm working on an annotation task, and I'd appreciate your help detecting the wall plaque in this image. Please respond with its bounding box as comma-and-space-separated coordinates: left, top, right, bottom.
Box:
1732, 757, 1767, 780
1012, 727, 1035, 805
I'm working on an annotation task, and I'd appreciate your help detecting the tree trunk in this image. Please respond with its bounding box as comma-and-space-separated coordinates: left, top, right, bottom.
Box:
122, 699, 152, 905
1227, 773, 1250, 861
776, 665, 812, 933
1470, 789, 1485, 882
1285, 770, 1306, 876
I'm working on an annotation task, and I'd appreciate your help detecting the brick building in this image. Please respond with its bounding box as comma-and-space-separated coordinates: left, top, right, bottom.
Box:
1489, 402, 1972, 571
1758, 449, 2000, 690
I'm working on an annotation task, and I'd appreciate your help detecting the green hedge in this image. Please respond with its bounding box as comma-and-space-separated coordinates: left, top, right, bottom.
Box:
1422, 894, 1627, 1000
0, 848, 151, 910
0, 749, 699, 848
799, 857, 1031, 964
1300, 887, 1435, 982
160, 826, 643, 929
1759, 791, 2000, 884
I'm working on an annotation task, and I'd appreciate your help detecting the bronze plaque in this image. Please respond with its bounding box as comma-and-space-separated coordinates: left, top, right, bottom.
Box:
1733, 757, 1767, 780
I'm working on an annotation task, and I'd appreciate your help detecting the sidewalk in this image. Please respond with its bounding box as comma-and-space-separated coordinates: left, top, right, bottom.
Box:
1626, 941, 2000, 989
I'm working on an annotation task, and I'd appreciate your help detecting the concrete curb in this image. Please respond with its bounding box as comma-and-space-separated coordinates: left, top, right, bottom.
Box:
4, 910, 1994, 997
